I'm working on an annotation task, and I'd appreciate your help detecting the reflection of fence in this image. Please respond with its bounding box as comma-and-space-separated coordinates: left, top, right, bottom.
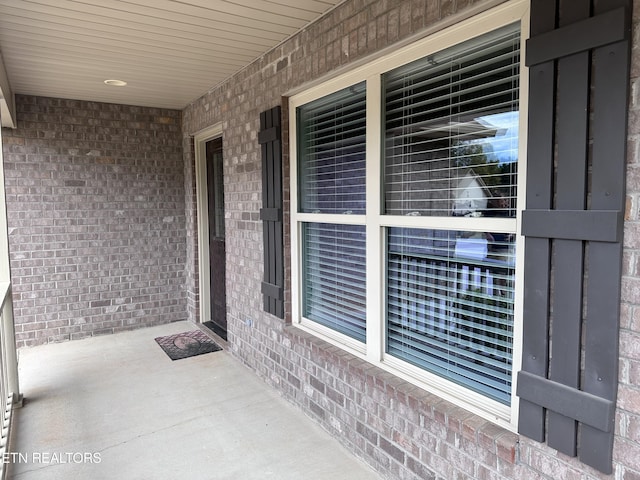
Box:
387, 252, 515, 403
0, 283, 21, 480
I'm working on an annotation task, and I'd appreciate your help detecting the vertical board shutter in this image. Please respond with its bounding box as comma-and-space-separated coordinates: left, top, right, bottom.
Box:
516, 1, 631, 474
260, 106, 284, 318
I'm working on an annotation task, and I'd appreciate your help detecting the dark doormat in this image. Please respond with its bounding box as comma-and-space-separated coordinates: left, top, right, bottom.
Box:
155, 330, 222, 361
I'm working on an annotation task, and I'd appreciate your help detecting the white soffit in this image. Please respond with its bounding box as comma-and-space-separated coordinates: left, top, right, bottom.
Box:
0, 0, 343, 117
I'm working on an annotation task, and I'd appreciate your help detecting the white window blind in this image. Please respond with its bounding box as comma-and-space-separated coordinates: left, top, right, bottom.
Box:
383, 24, 520, 218
383, 24, 520, 405
387, 227, 515, 404
297, 82, 367, 214
302, 223, 367, 342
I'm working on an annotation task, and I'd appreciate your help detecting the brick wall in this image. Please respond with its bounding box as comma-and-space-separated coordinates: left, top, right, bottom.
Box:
177, 0, 640, 479
1, 95, 186, 347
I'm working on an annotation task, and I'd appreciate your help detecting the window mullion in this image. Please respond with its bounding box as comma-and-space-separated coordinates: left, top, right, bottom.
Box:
366, 74, 383, 363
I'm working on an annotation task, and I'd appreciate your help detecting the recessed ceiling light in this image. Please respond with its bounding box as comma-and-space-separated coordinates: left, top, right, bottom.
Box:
104, 79, 127, 87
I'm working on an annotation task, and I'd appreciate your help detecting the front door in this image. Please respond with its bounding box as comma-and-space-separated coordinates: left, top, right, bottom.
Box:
206, 137, 227, 339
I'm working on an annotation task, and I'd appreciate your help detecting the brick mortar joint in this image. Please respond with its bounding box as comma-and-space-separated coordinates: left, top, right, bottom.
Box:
281, 323, 519, 464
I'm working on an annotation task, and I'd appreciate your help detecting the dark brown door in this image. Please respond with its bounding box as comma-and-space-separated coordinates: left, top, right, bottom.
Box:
206, 138, 227, 339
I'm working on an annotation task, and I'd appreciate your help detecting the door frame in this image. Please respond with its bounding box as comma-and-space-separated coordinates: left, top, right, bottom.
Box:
194, 123, 223, 326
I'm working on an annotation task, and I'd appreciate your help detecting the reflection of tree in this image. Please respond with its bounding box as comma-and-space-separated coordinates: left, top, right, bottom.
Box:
453, 142, 517, 215
453, 142, 488, 167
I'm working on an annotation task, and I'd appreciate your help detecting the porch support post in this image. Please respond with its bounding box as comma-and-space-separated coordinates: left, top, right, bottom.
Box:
0, 112, 21, 407
1, 288, 20, 408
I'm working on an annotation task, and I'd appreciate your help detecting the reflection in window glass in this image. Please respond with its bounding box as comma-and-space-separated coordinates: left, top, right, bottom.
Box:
383, 24, 520, 218
386, 227, 515, 404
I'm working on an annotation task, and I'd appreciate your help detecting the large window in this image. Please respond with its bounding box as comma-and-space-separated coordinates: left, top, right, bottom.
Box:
383, 24, 519, 405
296, 84, 368, 344
290, 1, 527, 427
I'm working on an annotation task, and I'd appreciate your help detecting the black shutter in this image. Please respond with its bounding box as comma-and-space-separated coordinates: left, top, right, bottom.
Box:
259, 106, 284, 318
517, 1, 631, 474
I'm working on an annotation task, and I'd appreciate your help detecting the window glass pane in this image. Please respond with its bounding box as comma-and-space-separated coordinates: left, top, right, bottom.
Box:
303, 223, 367, 342
298, 82, 367, 214
383, 24, 520, 218
206, 137, 225, 239
386, 227, 515, 404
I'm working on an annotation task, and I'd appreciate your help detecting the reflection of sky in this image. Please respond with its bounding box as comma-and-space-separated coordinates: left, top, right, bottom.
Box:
476, 111, 519, 163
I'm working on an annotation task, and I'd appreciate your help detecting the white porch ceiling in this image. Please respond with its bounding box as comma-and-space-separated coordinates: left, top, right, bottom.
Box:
0, 0, 343, 125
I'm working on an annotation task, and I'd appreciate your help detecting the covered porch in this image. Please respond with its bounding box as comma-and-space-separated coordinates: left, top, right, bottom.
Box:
0, 1, 638, 479
7, 321, 380, 479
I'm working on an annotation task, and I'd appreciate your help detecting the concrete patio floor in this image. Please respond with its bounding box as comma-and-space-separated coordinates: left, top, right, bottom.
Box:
7, 321, 383, 480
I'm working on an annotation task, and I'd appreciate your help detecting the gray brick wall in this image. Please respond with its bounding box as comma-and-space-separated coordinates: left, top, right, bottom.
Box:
181, 0, 640, 479
2, 95, 186, 347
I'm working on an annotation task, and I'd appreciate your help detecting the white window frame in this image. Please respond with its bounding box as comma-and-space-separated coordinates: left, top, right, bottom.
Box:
289, 0, 529, 430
